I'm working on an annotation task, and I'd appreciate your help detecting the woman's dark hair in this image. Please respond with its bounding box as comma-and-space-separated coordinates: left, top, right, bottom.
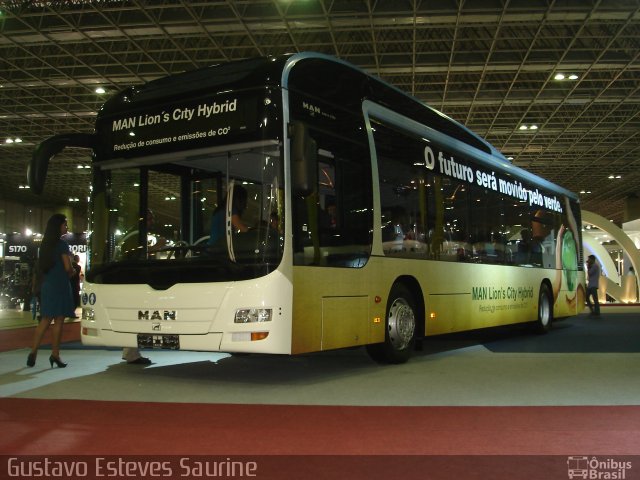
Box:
213, 184, 248, 215
233, 185, 248, 213
38, 213, 67, 273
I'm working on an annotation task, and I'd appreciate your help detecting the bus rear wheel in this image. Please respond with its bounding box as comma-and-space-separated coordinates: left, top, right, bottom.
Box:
536, 283, 553, 333
366, 284, 417, 364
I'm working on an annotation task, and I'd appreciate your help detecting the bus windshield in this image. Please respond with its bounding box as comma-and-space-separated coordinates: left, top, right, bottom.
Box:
86, 142, 284, 287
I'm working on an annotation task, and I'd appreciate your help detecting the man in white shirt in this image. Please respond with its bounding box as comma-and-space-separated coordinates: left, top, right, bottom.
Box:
586, 255, 601, 316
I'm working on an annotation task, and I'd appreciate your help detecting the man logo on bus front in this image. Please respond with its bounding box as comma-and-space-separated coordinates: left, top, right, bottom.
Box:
138, 310, 177, 321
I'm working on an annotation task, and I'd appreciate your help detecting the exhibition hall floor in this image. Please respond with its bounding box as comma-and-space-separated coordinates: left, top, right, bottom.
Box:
1, 307, 638, 477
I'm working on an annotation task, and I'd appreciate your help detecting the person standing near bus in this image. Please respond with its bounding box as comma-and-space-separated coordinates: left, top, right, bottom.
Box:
586, 255, 601, 316
27, 214, 76, 368
69, 254, 82, 317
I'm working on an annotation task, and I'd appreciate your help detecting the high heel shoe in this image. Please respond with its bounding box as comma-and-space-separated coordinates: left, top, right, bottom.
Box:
26, 353, 36, 367
49, 355, 67, 368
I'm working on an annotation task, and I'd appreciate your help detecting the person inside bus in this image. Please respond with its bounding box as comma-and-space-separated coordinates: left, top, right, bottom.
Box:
490, 232, 507, 263
318, 200, 339, 248
208, 185, 249, 247
472, 230, 494, 260
517, 228, 542, 265
120, 209, 166, 259
531, 209, 554, 266
320, 201, 337, 229
145, 209, 169, 257
269, 211, 279, 231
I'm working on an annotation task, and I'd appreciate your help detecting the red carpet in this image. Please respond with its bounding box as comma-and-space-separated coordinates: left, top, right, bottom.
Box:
1, 399, 639, 479
0, 321, 80, 352
1, 399, 638, 455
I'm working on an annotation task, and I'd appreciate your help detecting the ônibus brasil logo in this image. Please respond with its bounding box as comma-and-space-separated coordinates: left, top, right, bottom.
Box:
567, 456, 632, 479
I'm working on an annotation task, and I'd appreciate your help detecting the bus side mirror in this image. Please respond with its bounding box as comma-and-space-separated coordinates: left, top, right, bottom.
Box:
28, 133, 95, 194
289, 121, 317, 197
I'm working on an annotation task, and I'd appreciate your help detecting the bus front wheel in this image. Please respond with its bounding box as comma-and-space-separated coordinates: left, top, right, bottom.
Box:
366, 284, 417, 364
536, 283, 553, 333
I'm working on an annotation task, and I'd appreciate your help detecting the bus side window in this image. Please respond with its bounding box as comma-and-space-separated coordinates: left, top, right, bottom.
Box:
318, 156, 372, 265
292, 133, 372, 267
467, 185, 506, 265
437, 177, 470, 261
375, 130, 477, 262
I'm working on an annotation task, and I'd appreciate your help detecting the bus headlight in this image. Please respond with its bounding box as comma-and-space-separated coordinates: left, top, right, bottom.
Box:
235, 308, 272, 323
82, 308, 95, 321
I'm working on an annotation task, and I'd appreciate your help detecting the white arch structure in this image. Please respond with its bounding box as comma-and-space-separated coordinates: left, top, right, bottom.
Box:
582, 210, 640, 303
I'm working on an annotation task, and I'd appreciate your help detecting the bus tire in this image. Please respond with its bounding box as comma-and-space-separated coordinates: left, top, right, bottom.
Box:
366, 283, 417, 364
536, 283, 553, 333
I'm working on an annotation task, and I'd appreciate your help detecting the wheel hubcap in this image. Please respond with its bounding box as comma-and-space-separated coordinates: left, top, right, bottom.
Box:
388, 298, 415, 350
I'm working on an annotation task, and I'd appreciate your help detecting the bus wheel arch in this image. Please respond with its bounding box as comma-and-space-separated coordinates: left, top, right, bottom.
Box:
536, 280, 554, 333
367, 276, 423, 364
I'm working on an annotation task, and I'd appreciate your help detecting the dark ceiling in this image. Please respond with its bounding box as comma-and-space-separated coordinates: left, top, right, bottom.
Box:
1, 0, 639, 224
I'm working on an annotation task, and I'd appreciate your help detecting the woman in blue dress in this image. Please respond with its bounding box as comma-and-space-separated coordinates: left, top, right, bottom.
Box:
27, 214, 76, 368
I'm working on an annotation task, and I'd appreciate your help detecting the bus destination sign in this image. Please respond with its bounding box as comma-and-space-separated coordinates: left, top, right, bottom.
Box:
99, 93, 261, 160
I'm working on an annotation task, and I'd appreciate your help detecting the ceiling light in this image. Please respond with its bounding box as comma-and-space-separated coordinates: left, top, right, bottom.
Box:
519, 125, 528, 130
553, 73, 579, 81
529, 125, 538, 130
95, 87, 106, 94
554, 73, 579, 81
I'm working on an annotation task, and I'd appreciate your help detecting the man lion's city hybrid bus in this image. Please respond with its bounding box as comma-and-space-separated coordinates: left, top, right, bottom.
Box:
29, 52, 585, 363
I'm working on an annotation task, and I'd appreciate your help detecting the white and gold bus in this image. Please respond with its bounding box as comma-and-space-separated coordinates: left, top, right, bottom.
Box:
29, 52, 584, 363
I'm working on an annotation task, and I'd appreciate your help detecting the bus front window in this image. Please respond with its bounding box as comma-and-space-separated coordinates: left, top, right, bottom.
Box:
88, 144, 284, 285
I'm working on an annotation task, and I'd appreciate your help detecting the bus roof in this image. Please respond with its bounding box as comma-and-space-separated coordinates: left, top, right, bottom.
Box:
97, 52, 577, 202
99, 56, 287, 115
283, 52, 578, 202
